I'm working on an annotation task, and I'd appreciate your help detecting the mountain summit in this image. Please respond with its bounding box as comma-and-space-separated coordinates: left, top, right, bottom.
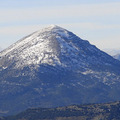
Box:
0, 25, 119, 70
0, 25, 87, 69
0, 25, 120, 116
0, 25, 98, 69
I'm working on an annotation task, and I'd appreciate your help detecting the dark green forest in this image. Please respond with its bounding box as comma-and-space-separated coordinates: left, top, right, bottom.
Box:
1, 101, 120, 120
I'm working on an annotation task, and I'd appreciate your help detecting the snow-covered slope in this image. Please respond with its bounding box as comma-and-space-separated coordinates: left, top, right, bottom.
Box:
0, 25, 118, 70
0, 25, 93, 69
1, 25, 120, 116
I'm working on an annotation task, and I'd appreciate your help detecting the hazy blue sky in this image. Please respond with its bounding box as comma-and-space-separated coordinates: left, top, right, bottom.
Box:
0, 0, 120, 51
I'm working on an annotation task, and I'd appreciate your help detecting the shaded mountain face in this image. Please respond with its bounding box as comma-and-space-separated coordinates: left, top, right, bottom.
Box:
0, 25, 120, 116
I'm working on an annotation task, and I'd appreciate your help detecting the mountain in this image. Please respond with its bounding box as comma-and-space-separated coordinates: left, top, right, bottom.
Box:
1, 25, 120, 116
2, 101, 120, 120
113, 54, 120, 61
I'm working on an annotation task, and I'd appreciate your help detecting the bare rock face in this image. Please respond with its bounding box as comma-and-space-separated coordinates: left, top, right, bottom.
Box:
0, 25, 120, 116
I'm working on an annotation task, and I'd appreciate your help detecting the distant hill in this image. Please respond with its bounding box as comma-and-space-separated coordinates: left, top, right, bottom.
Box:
0, 47, 2, 52
2, 101, 120, 120
114, 54, 120, 61
103, 48, 120, 56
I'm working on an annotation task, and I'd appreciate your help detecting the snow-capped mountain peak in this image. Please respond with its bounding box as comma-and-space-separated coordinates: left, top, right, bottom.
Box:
0, 25, 70, 68
0, 25, 119, 70
1, 25, 120, 115
0, 25, 85, 69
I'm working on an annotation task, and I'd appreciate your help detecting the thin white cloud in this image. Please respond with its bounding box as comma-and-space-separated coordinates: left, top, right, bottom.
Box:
60, 23, 120, 30
0, 25, 47, 35
0, 2, 120, 23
